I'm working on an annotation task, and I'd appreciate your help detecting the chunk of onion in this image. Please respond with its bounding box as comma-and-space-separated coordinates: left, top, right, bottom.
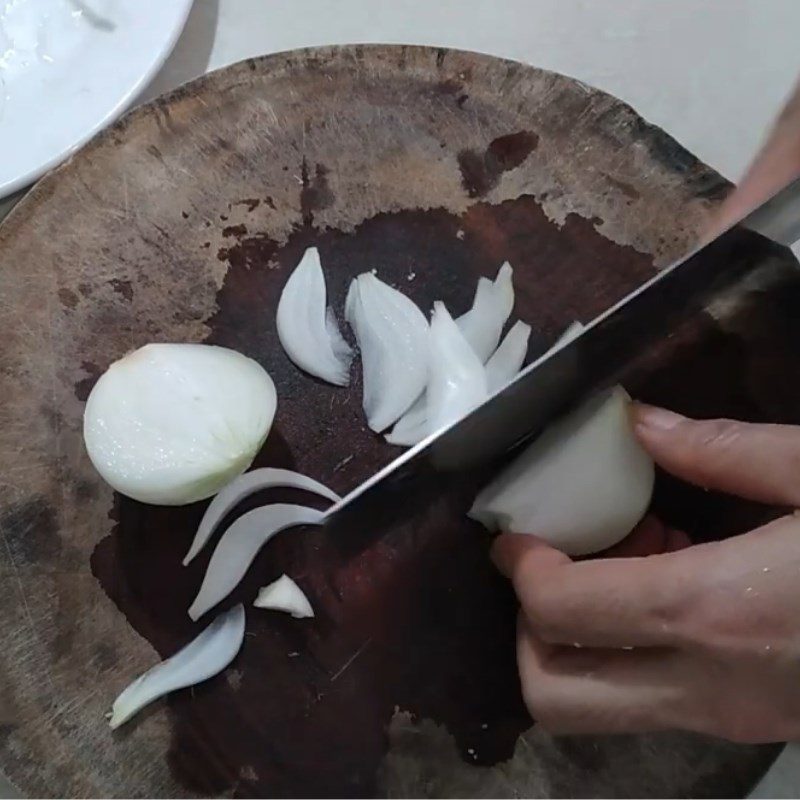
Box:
469, 387, 654, 556
189, 504, 324, 620
183, 468, 340, 565
108, 604, 245, 729
254, 574, 315, 619
456, 262, 514, 362
426, 302, 488, 435
345, 273, 429, 432
276, 247, 353, 386
83, 344, 276, 506
484, 320, 531, 393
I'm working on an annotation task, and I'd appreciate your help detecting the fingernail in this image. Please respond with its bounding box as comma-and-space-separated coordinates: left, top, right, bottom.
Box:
632, 403, 686, 432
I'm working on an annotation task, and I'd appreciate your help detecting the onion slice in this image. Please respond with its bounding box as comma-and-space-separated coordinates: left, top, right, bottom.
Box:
456, 262, 514, 362
427, 302, 488, 435
345, 273, 429, 432
183, 468, 340, 565
108, 604, 245, 729
276, 247, 353, 386
485, 320, 531, 393
189, 505, 324, 620
550, 320, 584, 351
254, 574, 314, 618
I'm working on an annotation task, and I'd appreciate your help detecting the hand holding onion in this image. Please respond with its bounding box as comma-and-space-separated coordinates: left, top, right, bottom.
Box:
493, 404, 800, 744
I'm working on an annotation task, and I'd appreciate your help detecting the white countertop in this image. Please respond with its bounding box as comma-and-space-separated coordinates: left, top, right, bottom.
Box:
3, 1, 800, 796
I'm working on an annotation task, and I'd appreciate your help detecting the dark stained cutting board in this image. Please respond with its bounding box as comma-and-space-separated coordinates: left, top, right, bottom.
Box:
0, 44, 794, 798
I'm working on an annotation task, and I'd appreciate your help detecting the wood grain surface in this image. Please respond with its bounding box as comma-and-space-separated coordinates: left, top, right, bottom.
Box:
0, 45, 794, 797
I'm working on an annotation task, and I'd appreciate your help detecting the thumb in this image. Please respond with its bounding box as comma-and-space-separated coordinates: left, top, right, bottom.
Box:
632, 403, 800, 507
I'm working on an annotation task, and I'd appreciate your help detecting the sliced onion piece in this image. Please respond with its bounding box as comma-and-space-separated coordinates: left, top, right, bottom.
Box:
456, 262, 514, 362
254, 574, 314, 618
345, 273, 429, 432
189, 505, 324, 620
109, 604, 245, 729
183, 468, 340, 565
276, 247, 353, 386
469, 387, 654, 556
550, 320, 585, 352
485, 321, 531, 393
83, 344, 276, 506
427, 302, 488, 435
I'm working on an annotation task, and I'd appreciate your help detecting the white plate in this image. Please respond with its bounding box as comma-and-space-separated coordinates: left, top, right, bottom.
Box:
0, 0, 193, 198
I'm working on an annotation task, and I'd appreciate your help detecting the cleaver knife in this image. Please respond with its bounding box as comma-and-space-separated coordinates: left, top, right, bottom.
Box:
324, 176, 800, 550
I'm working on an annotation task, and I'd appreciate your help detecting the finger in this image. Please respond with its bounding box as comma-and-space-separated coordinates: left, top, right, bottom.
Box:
665, 527, 691, 552
493, 533, 688, 648
632, 403, 800, 507
597, 515, 668, 558
517, 615, 689, 735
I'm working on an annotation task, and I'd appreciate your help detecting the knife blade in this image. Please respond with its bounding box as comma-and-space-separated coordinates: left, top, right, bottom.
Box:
324, 175, 800, 550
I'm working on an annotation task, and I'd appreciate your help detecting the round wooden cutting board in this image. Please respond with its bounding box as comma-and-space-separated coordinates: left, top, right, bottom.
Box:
0, 45, 795, 798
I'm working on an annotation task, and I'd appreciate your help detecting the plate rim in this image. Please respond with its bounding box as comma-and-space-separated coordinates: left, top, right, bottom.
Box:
0, 0, 195, 198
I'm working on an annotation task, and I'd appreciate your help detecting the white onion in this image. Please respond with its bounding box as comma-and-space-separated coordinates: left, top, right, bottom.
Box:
83, 344, 276, 506
189, 504, 324, 620
254, 574, 314, 619
470, 387, 654, 556
485, 320, 531, 393
456, 262, 514, 362
550, 320, 585, 351
427, 302, 488, 435
276, 247, 353, 386
108, 604, 245, 729
345, 273, 429, 432
183, 468, 340, 565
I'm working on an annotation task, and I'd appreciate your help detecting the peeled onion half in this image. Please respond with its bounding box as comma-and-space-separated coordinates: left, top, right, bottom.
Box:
83, 344, 276, 505
470, 387, 654, 555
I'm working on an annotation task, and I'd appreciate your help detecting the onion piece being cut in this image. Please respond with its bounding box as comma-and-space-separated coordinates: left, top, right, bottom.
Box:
254, 574, 314, 619
83, 344, 276, 506
276, 247, 353, 386
469, 386, 654, 556
427, 302, 488, 435
108, 604, 245, 729
550, 320, 585, 351
485, 320, 531, 393
183, 468, 340, 565
345, 273, 429, 432
189, 505, 324, 620
456, 262, 514, 362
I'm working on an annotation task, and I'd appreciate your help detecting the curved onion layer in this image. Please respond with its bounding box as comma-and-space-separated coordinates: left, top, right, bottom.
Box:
84, 344, 276, 506
254, 574, 314, 618
384, 393, 428, 446
485, 320, 531, 393
469, 387, 654, 556
345, 273, 429, 432
183, 468, 340, 565
456, 262, 514, 362
427, 302, 488, 435
276, 247, 353, 386
109, 604, 245, 729
189, 505, 324, 620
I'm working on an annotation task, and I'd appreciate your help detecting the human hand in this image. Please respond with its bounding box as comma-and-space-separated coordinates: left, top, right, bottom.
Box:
492, 404, 800, 743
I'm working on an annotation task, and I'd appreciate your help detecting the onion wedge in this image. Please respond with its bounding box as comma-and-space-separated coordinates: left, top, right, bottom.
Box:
276, 247, 353, 386
550, 320, 584, 351
183, 468, 340, 565
189, 505, 324, 620
345, 273, 429, 432
485, 320, 531, 393
469, 387, 654, 555
108, 604, 245, 729
254, 574, 314, 619
427, 302, 488, 435
456, 262, 514, 362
